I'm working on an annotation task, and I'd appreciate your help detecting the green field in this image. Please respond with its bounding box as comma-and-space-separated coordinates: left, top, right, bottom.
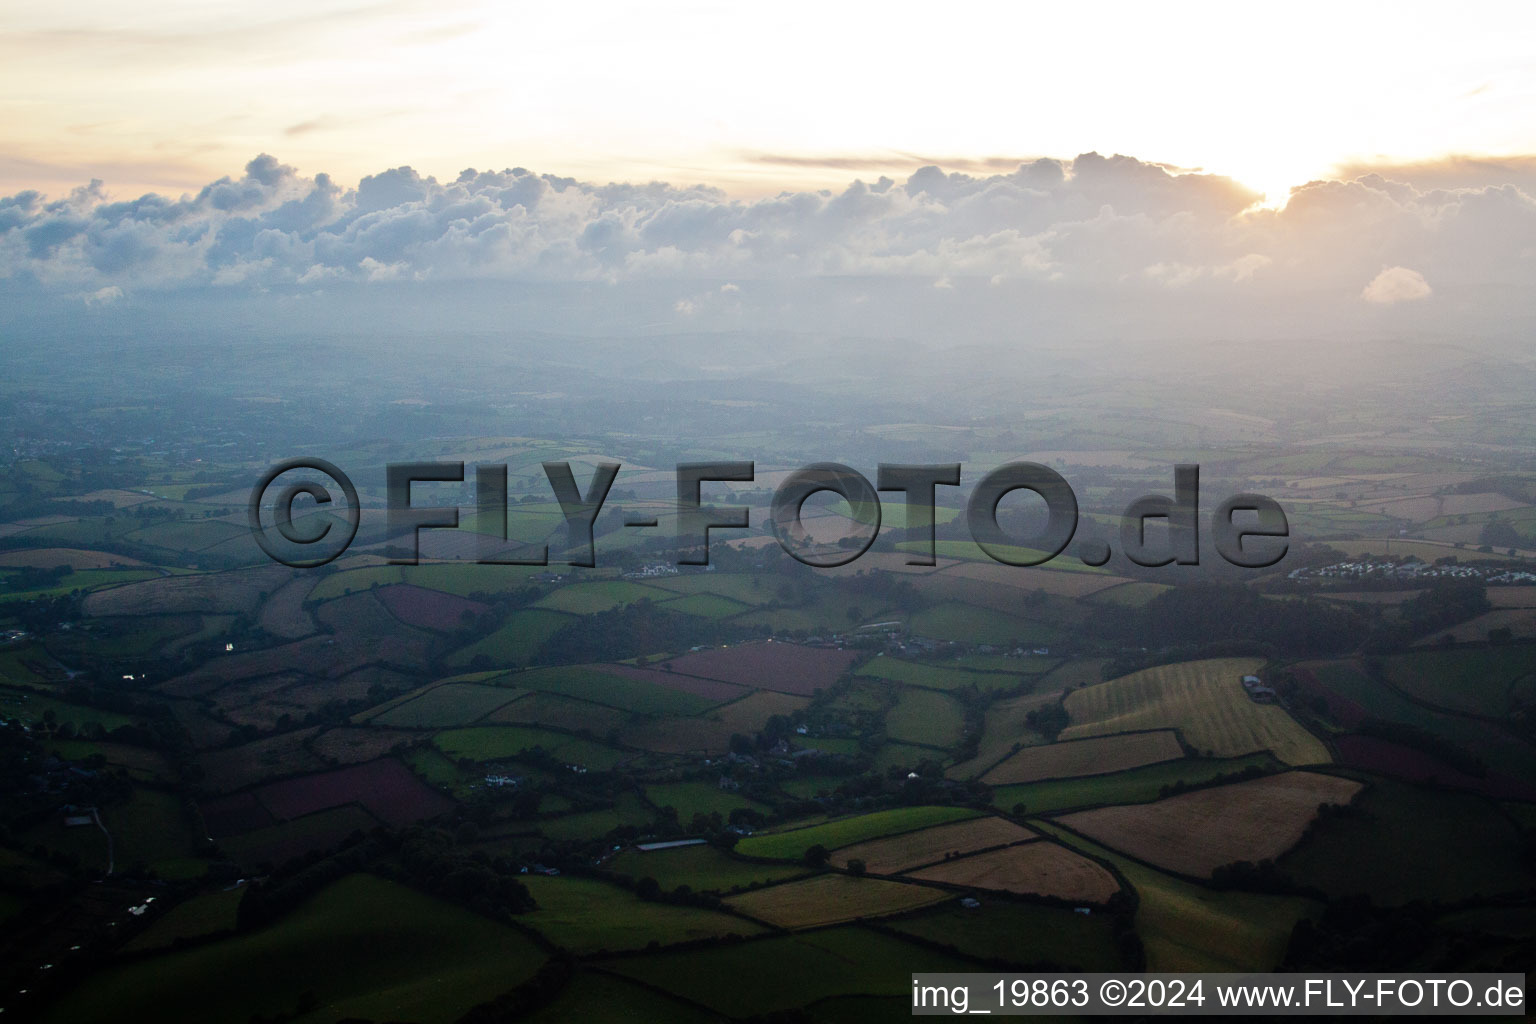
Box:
609, 843, 809, 892
884, 898, 1127, 970
645, 780, 768, 820
518, 664, 716, 715
1309, 660, 1536, 786
519, 970, 719, 1024
1039, 823, 1319, 972
312, 562, 552, 601
0, 688, 138, 733
434, 725, 628, 769
991, 753, 1280, 815
120, 886, 245, 953
220, 805, 381, 869
884, 688, 965, 748
3, 567, 161, 600
405, 745, 473, 792
1279, 780, 1535, 905
538, 793, 656, 840
857, 656, 1029, 694
42, 874, 546, 1024
533, 580, 670, 615
1381, 648, 1532, 718
1063, 658, 1330, 766
518, 875, 764, 953
907, 602, 1055, 645
372, 683, 525, 728
737, 806, 983, 860
445, 608, 577, 667
897, 539, 1109, 573
657, 592, 752, 618
601, 925, 976, 1017
646, 572, 780, 606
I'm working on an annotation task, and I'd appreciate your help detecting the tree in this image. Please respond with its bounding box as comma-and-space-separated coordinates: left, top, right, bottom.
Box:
805, 844, 830, 866
845, 858, 866, 876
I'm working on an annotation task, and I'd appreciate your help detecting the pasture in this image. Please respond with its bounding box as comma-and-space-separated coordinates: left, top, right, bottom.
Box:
120, 886, 244, 953
510, 664, 716, 716
1382, 647, 1531, 717
907, 602, 1046, 645
601, 926, 975, 1018
644, 780, 767, 820
220, 805, 382, 868
1062, 658, 1330, 766
608, 844, 808, 892
532, 580, 670, 615
39, 874, 546, 1024
989, 753, 1281, 816
1279, 780, 1536, 905
372, 683, 525, 728
884, 688, 965, 748
445, 608, 577, 667
1040, 823, 1319, 972
434, 725, 628, 770
856, 655, 1029, 694
982, 730, 1184, 785
886, 899, 1127, 970
517, 875, 764, 953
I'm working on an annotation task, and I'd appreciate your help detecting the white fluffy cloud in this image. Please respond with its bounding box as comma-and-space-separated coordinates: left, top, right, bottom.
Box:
1361, 266, 1432, 304
1, 152, 1533, 340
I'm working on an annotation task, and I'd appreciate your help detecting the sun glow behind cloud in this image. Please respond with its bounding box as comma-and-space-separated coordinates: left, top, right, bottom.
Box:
3, 1, 1536, 199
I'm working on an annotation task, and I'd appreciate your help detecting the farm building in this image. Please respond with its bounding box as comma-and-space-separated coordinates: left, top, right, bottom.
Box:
1240, 674, 1278, 703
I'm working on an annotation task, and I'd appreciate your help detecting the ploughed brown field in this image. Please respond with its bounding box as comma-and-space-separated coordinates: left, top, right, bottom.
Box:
620, 691, 809, 753
905, 841, 1121, 903
1055, 771, 1365, 877
375, 583, 490, 632
655, 642, 860, 696
830, 816, 1036, 874
982, 730, 1184, 785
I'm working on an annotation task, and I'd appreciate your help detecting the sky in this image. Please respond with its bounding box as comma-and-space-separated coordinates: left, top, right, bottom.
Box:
3, 1, 1536, 346
5, 1, 1536, 203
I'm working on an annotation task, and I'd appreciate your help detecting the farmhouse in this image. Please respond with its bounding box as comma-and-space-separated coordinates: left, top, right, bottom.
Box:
1241, 674, 1278, 703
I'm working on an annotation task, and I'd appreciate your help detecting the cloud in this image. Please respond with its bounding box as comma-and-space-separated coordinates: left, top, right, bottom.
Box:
1361, 266, 1431, 304
1, 150, 1533, 342
81, 285, 121, 306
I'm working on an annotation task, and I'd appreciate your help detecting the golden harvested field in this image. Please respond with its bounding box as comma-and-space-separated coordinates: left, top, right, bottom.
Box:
724, 874, 947, 929
982, 731, 1184, 785
1056, 771, 1364, 878
906, 841, 1120, 903
830, 816, 1036, 874
1061, 658, 1329, 766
